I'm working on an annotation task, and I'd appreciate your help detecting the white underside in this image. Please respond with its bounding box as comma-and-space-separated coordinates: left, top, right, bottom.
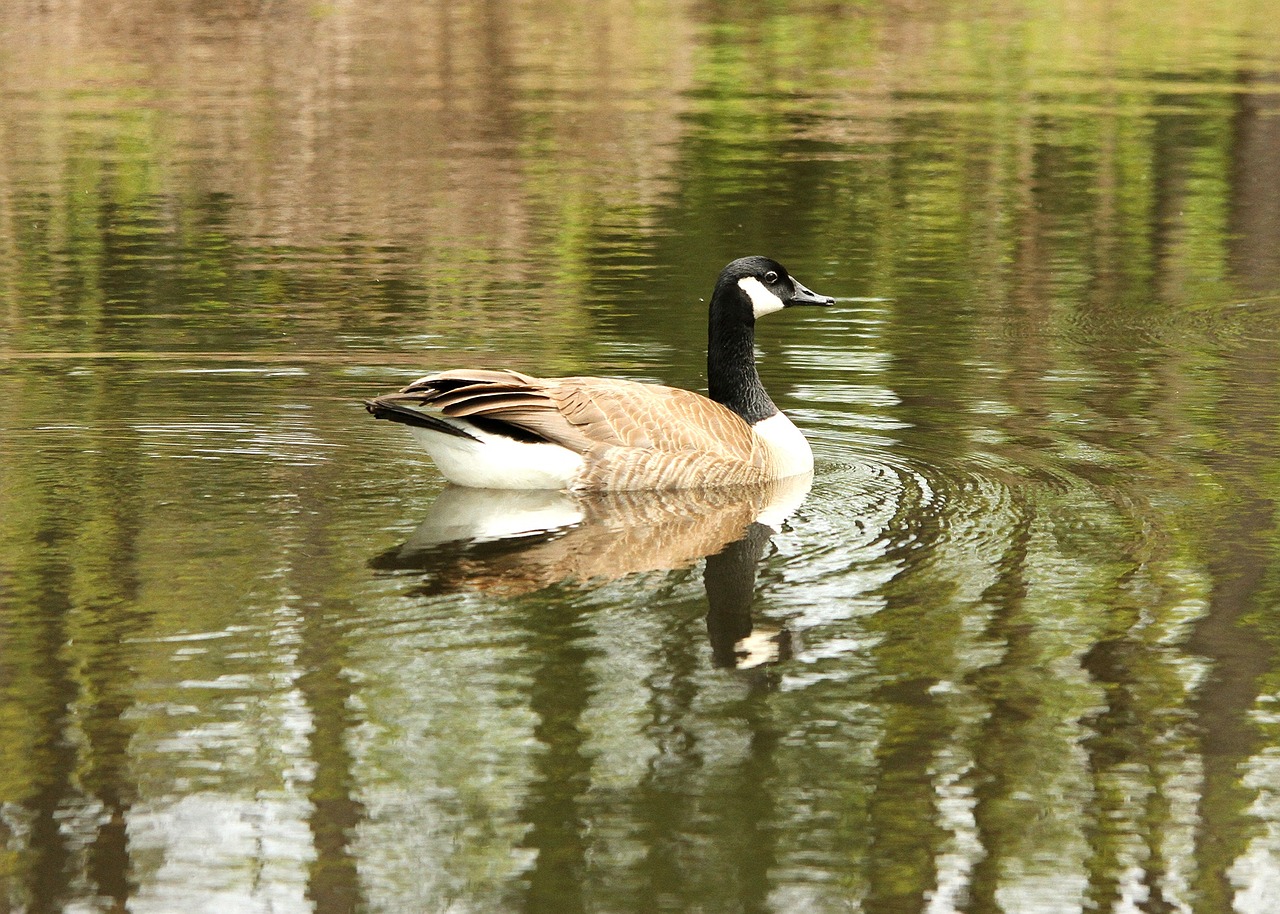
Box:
410, 422, 584, 490
752, 411, 814, 479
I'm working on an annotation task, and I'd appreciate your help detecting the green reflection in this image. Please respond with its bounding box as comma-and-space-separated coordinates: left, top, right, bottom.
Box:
2, 1, 1280, 912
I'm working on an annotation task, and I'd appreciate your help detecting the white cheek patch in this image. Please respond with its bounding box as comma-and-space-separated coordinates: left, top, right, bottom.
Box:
738, 276, 786, 318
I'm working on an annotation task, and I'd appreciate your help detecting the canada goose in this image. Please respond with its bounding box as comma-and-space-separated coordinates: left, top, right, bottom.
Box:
364, 256, 834, 491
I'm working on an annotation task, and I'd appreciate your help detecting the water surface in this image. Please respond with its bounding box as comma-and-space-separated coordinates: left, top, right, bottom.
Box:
2, 2, 1280, 912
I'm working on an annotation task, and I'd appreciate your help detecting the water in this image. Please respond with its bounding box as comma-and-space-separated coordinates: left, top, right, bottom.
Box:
2, 2, 1279, 912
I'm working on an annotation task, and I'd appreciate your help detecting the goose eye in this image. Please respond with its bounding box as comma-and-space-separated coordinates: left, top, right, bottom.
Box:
764, 271, 779, 284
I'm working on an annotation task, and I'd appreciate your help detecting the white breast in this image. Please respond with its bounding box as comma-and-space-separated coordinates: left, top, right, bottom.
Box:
751, 411, 814, 478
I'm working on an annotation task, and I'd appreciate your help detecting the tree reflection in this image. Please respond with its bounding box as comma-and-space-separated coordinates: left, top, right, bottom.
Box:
2, 0, 1280, 911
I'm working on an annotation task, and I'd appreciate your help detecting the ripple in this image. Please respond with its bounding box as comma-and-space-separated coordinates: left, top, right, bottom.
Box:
134, 418, 343, 466
764, 436, 1039, 675
806, 447, 1015, 556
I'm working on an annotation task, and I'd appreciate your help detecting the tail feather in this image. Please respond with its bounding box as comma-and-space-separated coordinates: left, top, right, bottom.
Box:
364, 397, 479, 441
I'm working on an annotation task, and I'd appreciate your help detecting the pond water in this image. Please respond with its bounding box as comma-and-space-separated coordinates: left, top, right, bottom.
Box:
2, 2, 1280, 912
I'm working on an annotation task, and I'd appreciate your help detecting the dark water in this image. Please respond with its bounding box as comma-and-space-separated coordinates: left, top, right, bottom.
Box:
2, 2, 1280, 912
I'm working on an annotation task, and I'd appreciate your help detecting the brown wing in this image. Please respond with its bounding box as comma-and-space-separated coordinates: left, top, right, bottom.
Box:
386, 368, 607, 452
377, 369, 773, 490
543, 378, 773, 489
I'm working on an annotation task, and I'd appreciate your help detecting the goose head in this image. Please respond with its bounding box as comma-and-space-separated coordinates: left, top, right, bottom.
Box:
706, 256, 834, 426
712, 255, 835, 322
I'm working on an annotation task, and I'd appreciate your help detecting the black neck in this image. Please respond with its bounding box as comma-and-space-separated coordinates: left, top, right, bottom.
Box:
707, 299, 778, 425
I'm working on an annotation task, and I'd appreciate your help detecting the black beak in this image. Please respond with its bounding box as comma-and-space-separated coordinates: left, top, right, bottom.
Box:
789, 278, 835, 307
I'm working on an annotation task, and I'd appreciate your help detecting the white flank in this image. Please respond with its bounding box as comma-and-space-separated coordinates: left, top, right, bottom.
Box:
751, 411, 814, 479
409, 423, 584, 489
737, 276, 786, 318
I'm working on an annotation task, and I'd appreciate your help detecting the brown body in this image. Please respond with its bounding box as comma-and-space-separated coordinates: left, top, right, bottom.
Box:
367, 368, 790, 491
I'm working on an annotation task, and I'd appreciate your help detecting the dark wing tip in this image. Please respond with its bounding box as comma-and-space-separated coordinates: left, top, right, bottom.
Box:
364, 395, 479, 441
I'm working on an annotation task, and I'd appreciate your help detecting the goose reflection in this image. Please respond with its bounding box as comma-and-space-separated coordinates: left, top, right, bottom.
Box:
371, 475, 812, 669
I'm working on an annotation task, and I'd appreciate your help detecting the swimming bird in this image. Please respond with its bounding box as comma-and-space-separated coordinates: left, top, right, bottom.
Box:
364, 255, 833, 491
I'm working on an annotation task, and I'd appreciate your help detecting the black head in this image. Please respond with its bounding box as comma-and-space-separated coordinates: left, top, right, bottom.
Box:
712, 256, 834, 321
706, 256, 834, 422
